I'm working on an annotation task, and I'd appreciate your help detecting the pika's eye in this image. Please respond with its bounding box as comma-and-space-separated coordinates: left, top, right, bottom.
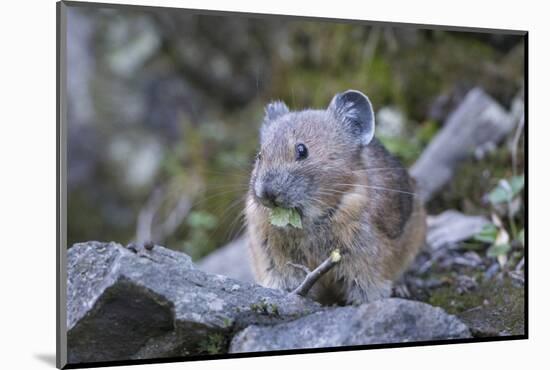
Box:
295, 143, 308, 161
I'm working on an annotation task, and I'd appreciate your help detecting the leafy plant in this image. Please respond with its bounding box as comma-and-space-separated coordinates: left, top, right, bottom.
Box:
472, 174, 524, 268
487, 175, 524, 206
198, 333, 226, 355
473, 224, 498, 244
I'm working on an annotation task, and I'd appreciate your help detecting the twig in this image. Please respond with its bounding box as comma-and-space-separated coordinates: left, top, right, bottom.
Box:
286, 262, 311, 275
136, 186, 192, 244
136, 187, 164, 243
511, 115, 524, 176
159, 195, 192, 239
291, 250, 342, 297
515, 257, 524, 272
383, 27, 398, 53
508, 270, 524, 284
362, 26, 381, 63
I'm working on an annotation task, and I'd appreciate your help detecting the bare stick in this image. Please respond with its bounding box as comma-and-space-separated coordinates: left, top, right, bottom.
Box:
286, 262, 311, 275
136, 187, 164, 243
291, 250, 342, 297
136, 186, 192, 244
511, 115, 524, 176
515, 257, 524, 272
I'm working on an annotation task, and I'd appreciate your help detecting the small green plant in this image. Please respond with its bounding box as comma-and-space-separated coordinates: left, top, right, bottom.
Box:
198, 333, 226, 355
472, 174, 524, 268
222, 317, 233, 328
249, 299, 280, 316
487, 175, 524, 206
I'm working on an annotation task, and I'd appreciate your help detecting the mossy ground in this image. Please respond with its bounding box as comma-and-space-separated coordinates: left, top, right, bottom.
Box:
427, 277, 524, 337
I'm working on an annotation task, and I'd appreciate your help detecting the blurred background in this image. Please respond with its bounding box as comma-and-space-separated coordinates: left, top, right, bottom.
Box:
66, 5, 524, 265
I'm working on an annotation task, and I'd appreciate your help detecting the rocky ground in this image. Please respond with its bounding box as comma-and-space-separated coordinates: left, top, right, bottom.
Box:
67, 241, 473, 365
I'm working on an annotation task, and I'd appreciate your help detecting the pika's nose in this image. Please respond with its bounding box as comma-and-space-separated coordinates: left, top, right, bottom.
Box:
257, 184, 281, 208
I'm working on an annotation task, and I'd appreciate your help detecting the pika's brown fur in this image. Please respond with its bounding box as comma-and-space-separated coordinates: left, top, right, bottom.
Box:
246, 90, 426, 305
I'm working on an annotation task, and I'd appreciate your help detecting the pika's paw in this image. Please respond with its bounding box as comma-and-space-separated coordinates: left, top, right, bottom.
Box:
392, 283, 410, 298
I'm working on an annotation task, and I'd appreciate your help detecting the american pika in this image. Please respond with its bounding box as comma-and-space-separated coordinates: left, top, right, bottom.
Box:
246, 90, 426, 305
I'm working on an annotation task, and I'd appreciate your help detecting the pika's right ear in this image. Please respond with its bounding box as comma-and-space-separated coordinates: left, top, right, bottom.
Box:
264, 101, 289, 123
328, 90, 375, 146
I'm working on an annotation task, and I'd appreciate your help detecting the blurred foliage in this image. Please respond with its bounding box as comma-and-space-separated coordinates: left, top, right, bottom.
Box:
66, 6, 524, 262
469, 174, 525, 268
487, 175, 524, 205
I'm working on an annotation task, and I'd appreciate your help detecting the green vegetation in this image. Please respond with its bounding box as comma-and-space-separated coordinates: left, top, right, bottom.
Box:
198, 333, 227, 355
269, 207, 303, 229
467, 174, 525, 267
250, 299, 280, 316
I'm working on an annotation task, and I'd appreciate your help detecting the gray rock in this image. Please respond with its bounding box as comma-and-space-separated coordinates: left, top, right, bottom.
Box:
67, 241, 320, 364
230, 298, 470, 353
427, 210, 490, 249
68, 242, 472, 364
198, 236, 254, 283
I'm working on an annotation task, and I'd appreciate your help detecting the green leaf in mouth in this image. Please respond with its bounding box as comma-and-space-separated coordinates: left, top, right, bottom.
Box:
269, 207, 303, 229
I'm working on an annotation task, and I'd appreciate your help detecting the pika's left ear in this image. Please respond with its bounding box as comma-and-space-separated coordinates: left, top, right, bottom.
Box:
260, 100, 289, 143
264, 101, 289, 123
328, 90, 375, 146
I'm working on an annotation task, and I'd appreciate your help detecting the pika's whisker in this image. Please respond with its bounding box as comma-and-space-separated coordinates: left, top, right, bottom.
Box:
329, 184, 418, 196
350, 167, 409, 173
198, 194, 248, 249
190, 188, 248, 208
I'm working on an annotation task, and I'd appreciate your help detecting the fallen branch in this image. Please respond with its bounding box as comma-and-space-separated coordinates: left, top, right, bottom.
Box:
410, 88, 515, 202
136, 185, 192, 244
291, 249, 342, 297
511, 115, 524, 176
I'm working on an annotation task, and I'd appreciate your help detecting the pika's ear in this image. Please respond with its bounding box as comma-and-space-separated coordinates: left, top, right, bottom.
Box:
264, 101, 289, 123
261, 101, 289, 142
328, 90, 375, 146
